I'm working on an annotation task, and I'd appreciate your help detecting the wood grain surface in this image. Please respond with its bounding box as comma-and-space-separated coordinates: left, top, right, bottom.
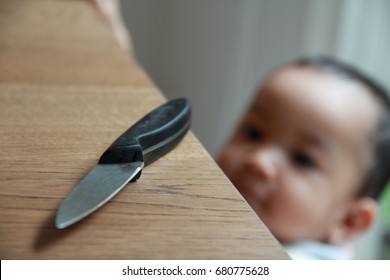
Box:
0, 0, 288, 259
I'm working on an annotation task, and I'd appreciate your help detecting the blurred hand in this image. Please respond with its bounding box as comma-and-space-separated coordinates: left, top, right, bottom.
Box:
88, 0, 133, 54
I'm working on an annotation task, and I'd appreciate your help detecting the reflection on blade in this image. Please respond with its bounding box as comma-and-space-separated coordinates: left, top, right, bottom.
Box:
55, 162, 144, 229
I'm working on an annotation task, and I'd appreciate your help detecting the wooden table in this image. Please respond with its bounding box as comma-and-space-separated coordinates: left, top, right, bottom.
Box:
0, 0, 288, 259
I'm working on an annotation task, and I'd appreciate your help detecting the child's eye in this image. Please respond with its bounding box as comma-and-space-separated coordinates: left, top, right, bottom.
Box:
292, 152, 316, 169
243, 126, 262, 141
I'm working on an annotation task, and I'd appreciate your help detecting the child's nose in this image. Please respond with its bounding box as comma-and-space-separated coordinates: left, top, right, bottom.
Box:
243, 145, 282, 181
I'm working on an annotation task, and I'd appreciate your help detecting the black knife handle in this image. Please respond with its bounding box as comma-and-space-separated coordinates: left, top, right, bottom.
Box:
98, 98, 191, 169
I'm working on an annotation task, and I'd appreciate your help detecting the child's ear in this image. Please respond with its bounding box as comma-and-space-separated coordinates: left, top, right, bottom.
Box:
326, 197, 378, 244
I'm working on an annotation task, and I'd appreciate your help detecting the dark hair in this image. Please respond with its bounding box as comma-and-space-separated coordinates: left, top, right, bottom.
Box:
291, 56, 390, 199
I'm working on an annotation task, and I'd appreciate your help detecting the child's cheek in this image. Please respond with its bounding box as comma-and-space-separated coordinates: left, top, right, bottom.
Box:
219, 144, 241, 168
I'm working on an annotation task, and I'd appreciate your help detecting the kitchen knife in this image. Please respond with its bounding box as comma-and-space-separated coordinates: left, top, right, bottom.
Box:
55, 98, 191, 229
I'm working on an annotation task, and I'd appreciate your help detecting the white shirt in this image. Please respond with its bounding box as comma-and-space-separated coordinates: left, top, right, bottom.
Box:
285, 241, 353, 260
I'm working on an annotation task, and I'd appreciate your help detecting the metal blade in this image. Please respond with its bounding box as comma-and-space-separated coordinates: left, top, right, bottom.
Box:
55, 162, 144, 229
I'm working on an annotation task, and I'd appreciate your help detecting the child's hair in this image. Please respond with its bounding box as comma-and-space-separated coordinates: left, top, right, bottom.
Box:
290, 56, 390, 199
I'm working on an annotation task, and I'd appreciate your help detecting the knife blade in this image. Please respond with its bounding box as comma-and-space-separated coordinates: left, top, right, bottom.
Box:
55, 98, 191, 229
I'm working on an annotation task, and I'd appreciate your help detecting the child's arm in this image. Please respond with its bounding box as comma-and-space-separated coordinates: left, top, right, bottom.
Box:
88, 0, 133, 54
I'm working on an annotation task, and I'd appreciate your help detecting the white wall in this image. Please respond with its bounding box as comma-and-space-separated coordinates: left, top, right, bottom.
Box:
120, 0, 390, 259
121, 0, 321, 156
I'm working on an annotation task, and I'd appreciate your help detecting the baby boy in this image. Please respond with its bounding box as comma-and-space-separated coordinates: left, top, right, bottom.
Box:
217, 57, 390, 259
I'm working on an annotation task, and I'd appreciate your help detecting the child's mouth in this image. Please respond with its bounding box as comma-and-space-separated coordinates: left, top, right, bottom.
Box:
235, 177, 274, 205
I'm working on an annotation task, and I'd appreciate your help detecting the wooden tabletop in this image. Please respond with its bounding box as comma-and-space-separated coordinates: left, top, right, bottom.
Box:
0, 0, 288, 259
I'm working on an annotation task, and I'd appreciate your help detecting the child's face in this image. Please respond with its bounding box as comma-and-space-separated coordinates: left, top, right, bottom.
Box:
217, 66, 380, 243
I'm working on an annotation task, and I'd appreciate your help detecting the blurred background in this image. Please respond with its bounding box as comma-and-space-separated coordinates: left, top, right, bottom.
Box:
119, 0, 390, 259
